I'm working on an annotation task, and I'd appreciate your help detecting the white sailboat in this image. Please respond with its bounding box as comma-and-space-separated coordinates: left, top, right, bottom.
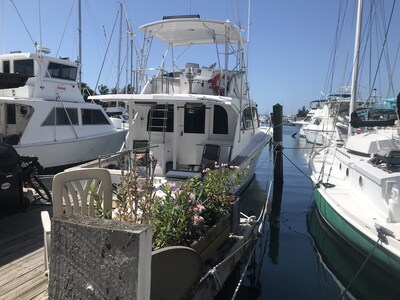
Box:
309, 0, 400, 279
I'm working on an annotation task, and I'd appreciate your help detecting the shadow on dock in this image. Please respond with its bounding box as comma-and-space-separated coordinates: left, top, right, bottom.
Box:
0, 204, 52, 267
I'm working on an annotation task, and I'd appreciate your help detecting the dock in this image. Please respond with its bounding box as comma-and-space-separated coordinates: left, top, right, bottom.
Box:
0, 204, 257, 299
0, 205, 50, 300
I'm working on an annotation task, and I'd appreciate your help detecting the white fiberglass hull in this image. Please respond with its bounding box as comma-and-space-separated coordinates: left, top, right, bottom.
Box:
14, 130, 126, 169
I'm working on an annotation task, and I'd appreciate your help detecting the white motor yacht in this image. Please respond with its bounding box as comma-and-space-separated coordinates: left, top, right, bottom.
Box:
81, 15, 272, 194
0, 52, 126, 169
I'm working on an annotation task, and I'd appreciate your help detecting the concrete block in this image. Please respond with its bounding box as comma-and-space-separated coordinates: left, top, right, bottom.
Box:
48, 214, 152, 300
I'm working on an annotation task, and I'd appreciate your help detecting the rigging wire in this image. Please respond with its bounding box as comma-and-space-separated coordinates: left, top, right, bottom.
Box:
55, 0, 76, 57
365, 0, 396, 100
95, 10, 120, 93
9, 0, 36, 49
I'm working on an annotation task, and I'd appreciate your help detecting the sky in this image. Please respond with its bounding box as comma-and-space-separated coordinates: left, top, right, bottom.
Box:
1, 0, 399, 115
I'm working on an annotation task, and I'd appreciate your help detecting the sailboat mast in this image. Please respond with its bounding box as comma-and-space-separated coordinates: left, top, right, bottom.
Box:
348, 0, 363, 135
78, 0, 82, 92
117, 0, 123, 93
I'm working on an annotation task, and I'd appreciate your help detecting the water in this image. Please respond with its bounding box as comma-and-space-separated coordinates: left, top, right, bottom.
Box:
217, 126, 400, 300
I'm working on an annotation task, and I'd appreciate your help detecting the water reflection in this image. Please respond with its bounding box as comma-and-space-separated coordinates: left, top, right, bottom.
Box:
307, 203, 400, 300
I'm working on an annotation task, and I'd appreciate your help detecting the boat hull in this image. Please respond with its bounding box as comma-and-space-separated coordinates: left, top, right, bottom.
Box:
313, 184, 400, 279
14, 130, 126, 169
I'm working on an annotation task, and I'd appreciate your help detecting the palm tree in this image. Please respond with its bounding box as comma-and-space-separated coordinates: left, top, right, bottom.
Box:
81, 82, 96, 102
98, 84, 110, 95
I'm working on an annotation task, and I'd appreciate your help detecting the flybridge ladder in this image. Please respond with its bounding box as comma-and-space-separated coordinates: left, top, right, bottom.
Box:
148, 104, 168, 144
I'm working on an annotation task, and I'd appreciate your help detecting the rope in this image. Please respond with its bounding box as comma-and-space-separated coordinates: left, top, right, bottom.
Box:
230, 238, 257, 300
197, 235, 257, 287
337, 234, 383, 299
198, 181, 273, 295
282, 151, 313, 182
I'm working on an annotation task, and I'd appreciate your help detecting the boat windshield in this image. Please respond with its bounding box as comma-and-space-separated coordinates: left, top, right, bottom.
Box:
46, 62, 77, 81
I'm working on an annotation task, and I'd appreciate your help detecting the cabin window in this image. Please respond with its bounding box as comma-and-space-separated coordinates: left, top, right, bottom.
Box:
242, 106, 259, 130
82, 109, 110, 125
42, 108, 78, 126
213, 105, 228, 134
3, 61, 10, 73
184, 104, 205, 134
46, 62, 77, 81
147, 104, 174, 132
14, 59, 34, 76
7, 104, 16, 124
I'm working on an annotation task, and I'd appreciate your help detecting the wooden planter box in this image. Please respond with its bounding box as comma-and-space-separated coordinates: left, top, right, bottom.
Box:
191, 214, 230, 262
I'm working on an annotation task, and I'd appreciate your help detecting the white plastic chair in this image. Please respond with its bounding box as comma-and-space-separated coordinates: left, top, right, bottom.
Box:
41, 168, 113, 273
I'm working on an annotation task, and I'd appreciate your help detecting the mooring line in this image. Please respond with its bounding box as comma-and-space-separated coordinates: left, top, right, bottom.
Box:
337, 235, 382, 300
281, 150, 313, 182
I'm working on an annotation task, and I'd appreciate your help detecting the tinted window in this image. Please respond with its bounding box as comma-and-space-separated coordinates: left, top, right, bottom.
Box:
147, 104, 174, 132
184, 104, 205, 134
42, 108, 78, 125
47, 62, 77, 81
14, 59, 34, 76
213, 105, 228, 134
3, 61, 10, 73
7, 104, 16, 124
82, 109, 110, 125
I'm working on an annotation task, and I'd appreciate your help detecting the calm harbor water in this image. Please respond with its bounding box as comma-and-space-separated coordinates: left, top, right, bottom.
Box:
217, 126, 400, 300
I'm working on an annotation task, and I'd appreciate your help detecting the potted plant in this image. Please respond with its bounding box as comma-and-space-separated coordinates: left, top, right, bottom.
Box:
108, 158, 246, 258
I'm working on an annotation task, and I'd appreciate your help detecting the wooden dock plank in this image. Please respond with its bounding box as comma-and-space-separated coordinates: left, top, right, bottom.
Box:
0, 206, 49, 300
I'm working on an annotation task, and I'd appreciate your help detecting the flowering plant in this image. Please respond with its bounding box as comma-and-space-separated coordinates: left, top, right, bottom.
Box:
149, 181, 206, 248
198, 163, 243, 226
112, 156, 246, 249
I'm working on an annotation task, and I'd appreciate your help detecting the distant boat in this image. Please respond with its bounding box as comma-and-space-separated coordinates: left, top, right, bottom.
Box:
79, 14, 272, 194
302, 94, 350, 145
0, 52, 126, 169
293, 99, 327, 138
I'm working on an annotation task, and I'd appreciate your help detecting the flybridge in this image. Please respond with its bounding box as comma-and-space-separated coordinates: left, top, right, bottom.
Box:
163, 15, 200, 20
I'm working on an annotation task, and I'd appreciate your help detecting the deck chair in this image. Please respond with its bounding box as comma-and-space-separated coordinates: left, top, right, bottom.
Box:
40, 168, 113, 274
189, 144, 221, 171
200, 144, 221, 170
132, 140, 150, 174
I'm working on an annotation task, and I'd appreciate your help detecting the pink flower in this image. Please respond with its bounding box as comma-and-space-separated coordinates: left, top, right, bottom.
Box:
227, 194, 236, 202
192, 215, 204, 225
189, 204, 205, 213
188, 193, 196, 201
172, 188, 181, 199
203, 168, 211, 173
230, 165, 240, 170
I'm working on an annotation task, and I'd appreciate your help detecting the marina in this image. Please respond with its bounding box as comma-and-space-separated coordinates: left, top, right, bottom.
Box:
2, 0, 400, 299
3, 127, 400, 299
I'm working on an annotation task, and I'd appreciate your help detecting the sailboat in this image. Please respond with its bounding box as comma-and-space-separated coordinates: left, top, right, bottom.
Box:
309, 0, 400, 279
76, 14, 272, 194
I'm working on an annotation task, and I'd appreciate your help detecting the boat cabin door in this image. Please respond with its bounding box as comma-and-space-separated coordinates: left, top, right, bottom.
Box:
177, 104, 208, 167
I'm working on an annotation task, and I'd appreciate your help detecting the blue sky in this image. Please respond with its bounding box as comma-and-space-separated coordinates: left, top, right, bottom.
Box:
1, 0, 399, 115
